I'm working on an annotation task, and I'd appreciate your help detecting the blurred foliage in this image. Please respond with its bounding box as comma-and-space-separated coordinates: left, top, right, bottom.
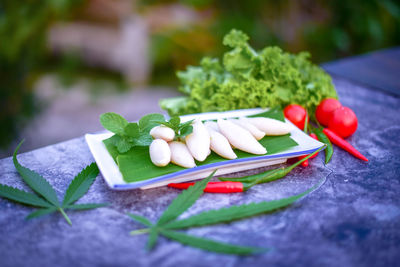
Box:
0, 0, 128, 149
141, 0, 400, 85
0, 0, 83, 149
0, 0, 399, 149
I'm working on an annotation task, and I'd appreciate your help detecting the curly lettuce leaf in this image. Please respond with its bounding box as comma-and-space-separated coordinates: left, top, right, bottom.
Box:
161, 29, 337, 116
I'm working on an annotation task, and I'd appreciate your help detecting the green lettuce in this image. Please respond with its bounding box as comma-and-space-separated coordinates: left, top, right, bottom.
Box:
161, 29, 337, 116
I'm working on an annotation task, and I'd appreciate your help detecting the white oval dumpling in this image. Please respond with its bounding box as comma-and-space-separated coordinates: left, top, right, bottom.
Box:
185, 119, 210, 162
149, 139, 171, 167
217, 119, 267, 155
150, 125, 175, 142
204, 121, 220, 132
230, 118, 265, 140
169, 141, 196, 168
248, 117, 293, 136
206, 127, 237, 160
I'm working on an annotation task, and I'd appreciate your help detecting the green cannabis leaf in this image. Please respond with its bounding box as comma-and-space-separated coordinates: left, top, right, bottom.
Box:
100, 112, 165, 153
0, 140, 109, 225
127, 171, 318, 255
163, 186, 316, 229
157, 116, 194, 140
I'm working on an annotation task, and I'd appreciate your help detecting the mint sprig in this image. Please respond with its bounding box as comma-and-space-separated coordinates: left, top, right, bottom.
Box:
157, 116, 194, 139
100, 113, 165, 153
128, 171, 319, 255
0, 140, 109, 225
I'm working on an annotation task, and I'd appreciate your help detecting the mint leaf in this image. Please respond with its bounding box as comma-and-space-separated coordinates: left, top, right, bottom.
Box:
176, 124, 193, 138
169, 116, 181, 128
105, 135, 121, 146
157, 171, 215, 226
124, 123, 140, 137
160, 229, 265, 255
62, 163, 99, 206
0, 184, 52, 208
139, 113, 165, 132
13, 141, 60, 207
26, 207, 57, 220
117, 138, 134, 153
132, 134, 153, 147
100, 112, 128, 135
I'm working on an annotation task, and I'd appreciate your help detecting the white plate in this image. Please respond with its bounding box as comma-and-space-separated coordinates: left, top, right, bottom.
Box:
85, 108, 325, 190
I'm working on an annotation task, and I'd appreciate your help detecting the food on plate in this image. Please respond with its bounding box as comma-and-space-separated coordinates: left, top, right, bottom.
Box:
185, 119, 211, 162
217, 119, 267, 155
149, 139, 171, 167
230, 118, 265, 140
146, 114, 295, 167
150, 125, 175, 142
169, 141, 196, 168
248, 117, 293, 136
206, 125, 237, 160
204, 121, 220, 132
100, 109, 302, 183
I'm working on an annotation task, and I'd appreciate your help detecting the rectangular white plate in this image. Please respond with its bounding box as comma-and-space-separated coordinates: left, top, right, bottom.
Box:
85, 108, 325, 190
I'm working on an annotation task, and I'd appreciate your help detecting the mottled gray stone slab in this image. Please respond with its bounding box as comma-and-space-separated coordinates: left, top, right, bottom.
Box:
1, 77, 399, 267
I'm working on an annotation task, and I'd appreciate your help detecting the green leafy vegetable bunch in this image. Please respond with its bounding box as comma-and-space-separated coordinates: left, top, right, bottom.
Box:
161, 29, 337, 116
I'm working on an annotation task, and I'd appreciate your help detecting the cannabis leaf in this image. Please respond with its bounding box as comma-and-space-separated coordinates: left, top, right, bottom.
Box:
100, 112, 165, 153
157, 171, 214, 226
0, 140, 109, 225
156, 116, 194, 139
163, 186, 316, 229
127, 171, 317, 255
159, 229, 265, 255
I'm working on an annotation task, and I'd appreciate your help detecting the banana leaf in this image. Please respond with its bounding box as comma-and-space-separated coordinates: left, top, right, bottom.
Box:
103, 109, 298, 183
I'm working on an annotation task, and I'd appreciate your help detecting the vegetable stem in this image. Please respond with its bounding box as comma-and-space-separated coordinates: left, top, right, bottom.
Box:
59, 208, 72, 225
130, 228, 151, 235
244, 144, 326, 190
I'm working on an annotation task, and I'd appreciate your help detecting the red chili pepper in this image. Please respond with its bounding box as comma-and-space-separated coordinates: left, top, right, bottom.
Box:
169, 145, 326, 194
168, 181, 244, 193
323, 128, 368, 161
298, 155, 309, 167
298, 133, 319, 166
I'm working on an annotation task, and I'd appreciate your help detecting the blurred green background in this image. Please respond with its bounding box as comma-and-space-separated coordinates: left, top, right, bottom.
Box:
1, 0, 399, 150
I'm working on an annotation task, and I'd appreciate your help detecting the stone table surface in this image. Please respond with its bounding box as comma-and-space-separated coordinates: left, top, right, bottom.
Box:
1, 76, 399, 267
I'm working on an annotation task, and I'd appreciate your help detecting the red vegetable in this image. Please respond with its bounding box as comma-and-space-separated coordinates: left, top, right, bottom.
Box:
169, 147, 326, 194
284, 104, 308, 129
298, 133, 319, 166
323, 128, 368, 161
328, 106, 358, 138
299, 155, 309, 167
316, 98, 341, 126
168, 181, 244, 193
